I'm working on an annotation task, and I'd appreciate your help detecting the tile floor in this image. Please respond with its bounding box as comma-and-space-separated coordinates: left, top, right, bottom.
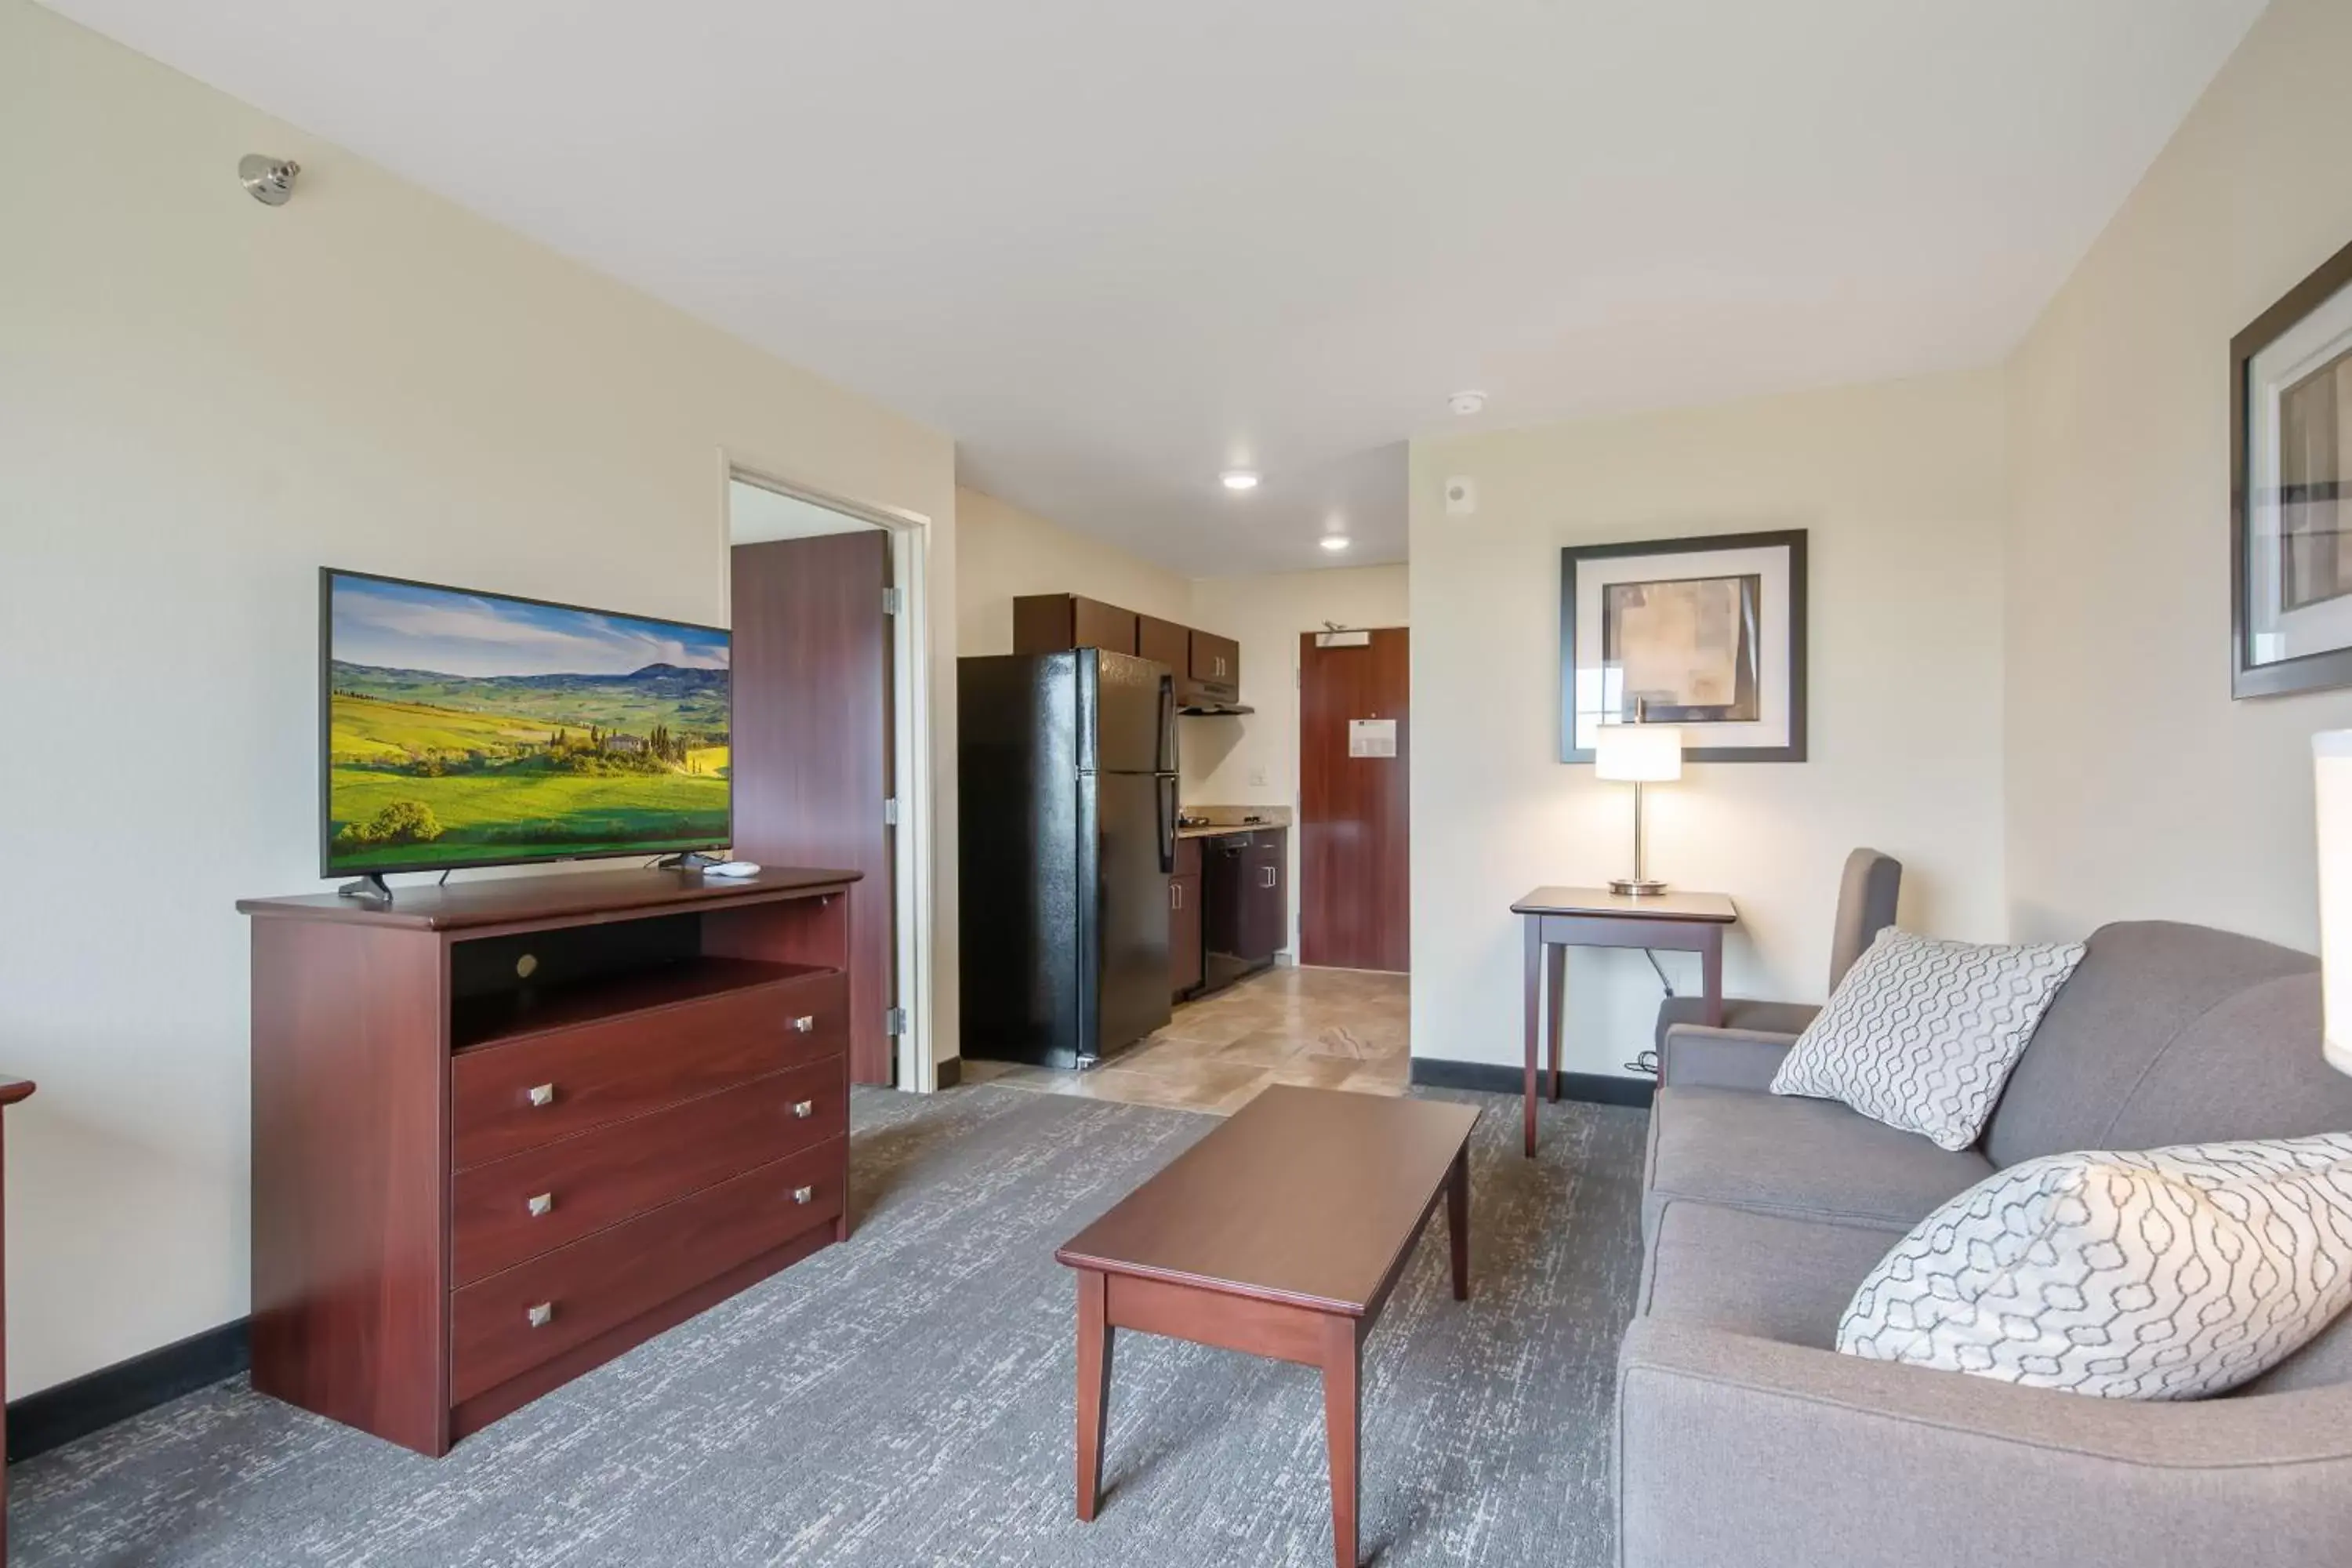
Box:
960, 964, 1408, 1114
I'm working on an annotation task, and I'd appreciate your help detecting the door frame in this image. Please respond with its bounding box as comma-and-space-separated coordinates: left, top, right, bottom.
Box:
723, 459, 942, 1093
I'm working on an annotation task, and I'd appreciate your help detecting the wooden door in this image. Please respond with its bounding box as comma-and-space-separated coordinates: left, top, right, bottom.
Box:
731, 531, 895, 1085
1298, 630, 1409, 971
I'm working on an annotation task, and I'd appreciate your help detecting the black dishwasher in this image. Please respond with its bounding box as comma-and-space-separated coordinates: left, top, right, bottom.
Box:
1201, 829, 1285, 993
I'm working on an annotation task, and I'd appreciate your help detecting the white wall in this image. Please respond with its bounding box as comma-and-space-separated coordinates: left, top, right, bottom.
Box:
2004, 0, 2352, 952
0, 0, 958, 1396
954, 486, 1193, 655
1181, 566, 1410, 807
1409, 372, 2009, 1074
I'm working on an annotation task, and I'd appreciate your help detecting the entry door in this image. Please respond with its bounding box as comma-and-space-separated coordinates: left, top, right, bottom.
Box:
1298, 628, 1409, 971
731, 531, 896, 1085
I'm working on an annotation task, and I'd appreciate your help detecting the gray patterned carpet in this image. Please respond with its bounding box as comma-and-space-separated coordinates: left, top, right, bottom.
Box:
14, 1083, 1646, 1568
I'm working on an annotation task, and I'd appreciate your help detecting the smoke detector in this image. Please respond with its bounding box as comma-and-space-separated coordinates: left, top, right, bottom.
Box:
1448, 390, 1488, 416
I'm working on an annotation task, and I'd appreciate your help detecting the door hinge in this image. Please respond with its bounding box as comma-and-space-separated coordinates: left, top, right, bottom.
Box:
883, 797, 901, 826
884, 1007, 908, 1036
882, 586, 903, 615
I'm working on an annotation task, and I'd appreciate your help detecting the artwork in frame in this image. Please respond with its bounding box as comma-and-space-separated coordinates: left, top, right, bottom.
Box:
1559, 529, 1806, 763
2234, 235, 2352, 699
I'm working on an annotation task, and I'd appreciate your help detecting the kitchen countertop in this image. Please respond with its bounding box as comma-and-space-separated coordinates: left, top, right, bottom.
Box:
1175, 806, 1290, 840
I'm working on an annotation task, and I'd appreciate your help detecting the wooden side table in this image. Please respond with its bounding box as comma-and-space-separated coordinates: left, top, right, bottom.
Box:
1510, 887, 1736, 1156
0, 1076, 34, 1566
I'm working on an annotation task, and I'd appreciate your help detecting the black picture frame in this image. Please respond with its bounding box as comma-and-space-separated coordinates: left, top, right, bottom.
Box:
318, 567, 734, 877
1559, 529, 1808, 764
2231, 235, 2352, 700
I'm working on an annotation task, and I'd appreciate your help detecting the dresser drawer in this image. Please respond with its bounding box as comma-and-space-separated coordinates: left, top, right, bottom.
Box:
450, 1135, 845, 1404
450, 1058, 848, 1287
451, 970, 847, 1169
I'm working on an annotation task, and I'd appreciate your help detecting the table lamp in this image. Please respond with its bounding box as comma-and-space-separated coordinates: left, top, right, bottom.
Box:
1594, 722, 1683, 896
2316, 731, 2352, 1076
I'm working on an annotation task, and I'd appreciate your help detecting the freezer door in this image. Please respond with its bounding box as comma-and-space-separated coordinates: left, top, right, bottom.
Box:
1078, 769, 1174, 1059
1080, 650, 1172, 775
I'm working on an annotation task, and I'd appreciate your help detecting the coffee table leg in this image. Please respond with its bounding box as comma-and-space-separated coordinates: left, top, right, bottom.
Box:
1321, 1315, 1361, 1568
1076, 1269, 1113, 1522
1446, 1145, 1470, 1302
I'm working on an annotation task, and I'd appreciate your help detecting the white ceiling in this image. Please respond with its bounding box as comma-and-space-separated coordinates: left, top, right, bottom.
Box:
47, 0, 2263, 575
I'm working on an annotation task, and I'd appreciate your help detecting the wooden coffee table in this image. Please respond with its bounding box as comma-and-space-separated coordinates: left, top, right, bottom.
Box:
1054, 1086, 1479, 1568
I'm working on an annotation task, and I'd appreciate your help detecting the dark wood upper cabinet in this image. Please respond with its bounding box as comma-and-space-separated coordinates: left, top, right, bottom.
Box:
1014, 593, 1138, 656
1011, 593, 1243, 710
1189, 630, 1240, 688
1137, 614, 1190, 675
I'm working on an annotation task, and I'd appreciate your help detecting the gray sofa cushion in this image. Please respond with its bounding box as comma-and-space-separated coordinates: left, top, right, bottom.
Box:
1640, 1198, 1894, 1348
1645, 1084, 1994, 1239
1984, 921, 2317, 1167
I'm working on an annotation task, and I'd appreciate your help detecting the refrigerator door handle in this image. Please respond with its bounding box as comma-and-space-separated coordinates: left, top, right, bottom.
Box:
1156, 672, 1177, 774
1156, 775, 1178, 873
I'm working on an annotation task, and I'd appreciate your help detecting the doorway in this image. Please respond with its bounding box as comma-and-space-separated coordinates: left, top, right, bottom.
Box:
1298, 627, 1409, 971
728, 477, 912, 1087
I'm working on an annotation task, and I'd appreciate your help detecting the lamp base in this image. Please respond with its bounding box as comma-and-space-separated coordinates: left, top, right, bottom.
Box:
1610, 876, 1668, 897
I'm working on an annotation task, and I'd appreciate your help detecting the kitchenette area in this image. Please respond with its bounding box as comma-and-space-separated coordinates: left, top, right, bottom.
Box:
955, 592, 1406, 1114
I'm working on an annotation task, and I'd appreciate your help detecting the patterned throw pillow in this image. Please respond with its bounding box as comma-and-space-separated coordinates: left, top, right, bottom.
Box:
1839, 1134, 2352, 1399
1769, 929, 2084, 1151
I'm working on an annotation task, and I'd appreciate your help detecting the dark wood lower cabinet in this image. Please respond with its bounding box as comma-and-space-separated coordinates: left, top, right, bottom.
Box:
238, 867, 858, 1457
1170, 873, 1203, 997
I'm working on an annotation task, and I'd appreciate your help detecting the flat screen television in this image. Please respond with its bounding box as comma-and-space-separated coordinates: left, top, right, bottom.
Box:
321, 568, 731, 877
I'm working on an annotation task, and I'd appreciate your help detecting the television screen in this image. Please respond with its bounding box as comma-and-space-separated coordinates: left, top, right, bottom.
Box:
321, 569, 731, 875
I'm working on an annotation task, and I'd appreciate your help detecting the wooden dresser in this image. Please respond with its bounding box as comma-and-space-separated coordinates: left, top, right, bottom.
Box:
238, 866, 858, 1456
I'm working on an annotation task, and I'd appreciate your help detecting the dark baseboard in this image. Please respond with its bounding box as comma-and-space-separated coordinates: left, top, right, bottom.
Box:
8, 1318, 249, 1464
934, 1056, 964, 1090
1410, 1056, 1656, 1110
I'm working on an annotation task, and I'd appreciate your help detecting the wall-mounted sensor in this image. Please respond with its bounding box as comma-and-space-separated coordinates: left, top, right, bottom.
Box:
1444, 477, 1477, 516
240, 154, 300, 205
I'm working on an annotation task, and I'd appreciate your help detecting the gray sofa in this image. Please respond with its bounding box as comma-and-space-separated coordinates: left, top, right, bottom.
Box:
1619, 920, 2352, 1568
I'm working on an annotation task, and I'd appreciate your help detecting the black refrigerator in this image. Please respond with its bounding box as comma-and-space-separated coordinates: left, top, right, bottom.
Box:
958, 649, 1178, 1069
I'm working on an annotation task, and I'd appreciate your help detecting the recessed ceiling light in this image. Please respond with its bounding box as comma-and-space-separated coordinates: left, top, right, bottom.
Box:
1220, 469, 1260, 491
1319, 535, 1352, 552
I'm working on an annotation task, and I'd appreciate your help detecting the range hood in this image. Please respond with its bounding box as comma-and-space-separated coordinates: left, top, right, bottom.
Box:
1178, 694, 1254, 716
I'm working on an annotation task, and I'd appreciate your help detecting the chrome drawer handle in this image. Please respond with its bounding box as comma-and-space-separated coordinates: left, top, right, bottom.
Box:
526, 1083, 556, 1108
526, 1192, 554, 1218
790, 1014, 816, 1033
792, 1100, 815, 1120
526, 1301, 554, 1329
792, 1185, 815, 1205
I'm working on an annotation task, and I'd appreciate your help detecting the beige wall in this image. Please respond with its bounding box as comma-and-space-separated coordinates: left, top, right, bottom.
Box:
1183, 566, 1410, 955
2005, 0, 2352, 952
953, 486, 1192, 655
0, 0, 958, 1396
1409, 372, 2009, 1073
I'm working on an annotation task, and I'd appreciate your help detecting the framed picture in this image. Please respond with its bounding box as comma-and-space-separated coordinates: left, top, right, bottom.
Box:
1559, 529, 1807, 762
2234, 236, 2352, 699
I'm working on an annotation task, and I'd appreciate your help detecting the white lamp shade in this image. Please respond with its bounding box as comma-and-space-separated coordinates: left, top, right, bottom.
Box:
1593, 724, 1684, 783
2317, 731, 2352, 1076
